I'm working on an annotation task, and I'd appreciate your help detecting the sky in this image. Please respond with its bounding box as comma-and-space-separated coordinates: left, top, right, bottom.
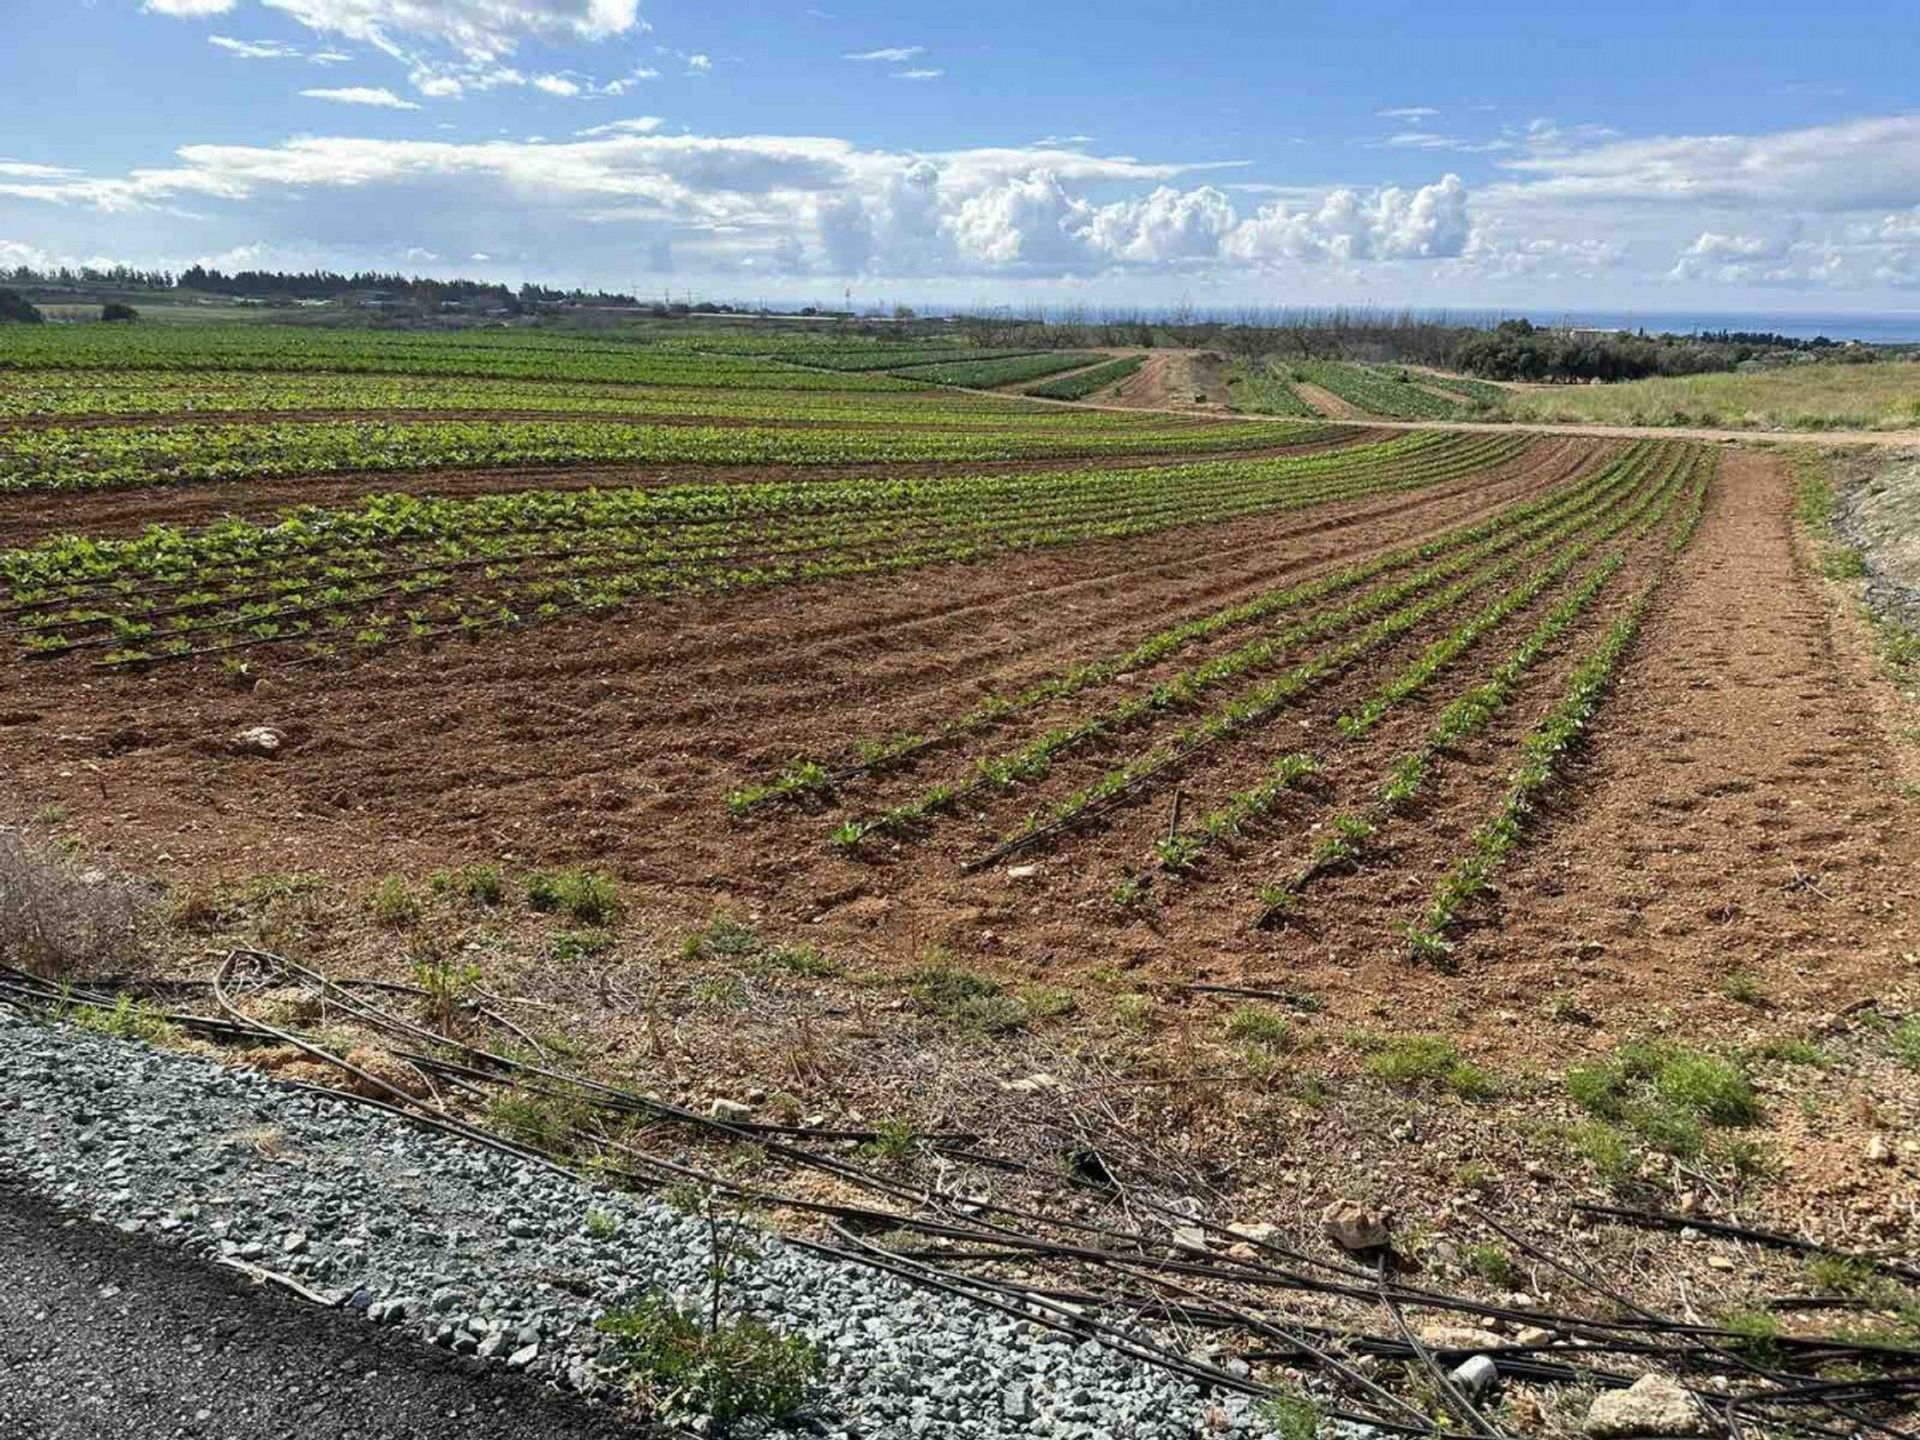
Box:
4, 1, 1920, 313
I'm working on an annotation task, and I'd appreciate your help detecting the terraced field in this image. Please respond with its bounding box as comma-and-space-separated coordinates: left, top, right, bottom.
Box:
3, 323, 1912, 1028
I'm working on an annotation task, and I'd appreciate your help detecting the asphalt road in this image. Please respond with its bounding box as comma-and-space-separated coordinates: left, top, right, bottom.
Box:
0, 1175, 658, 1440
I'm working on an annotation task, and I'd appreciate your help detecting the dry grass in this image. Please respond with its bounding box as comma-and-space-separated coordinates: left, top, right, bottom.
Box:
1506, 361, 1920, 431
0, 825, 154, 978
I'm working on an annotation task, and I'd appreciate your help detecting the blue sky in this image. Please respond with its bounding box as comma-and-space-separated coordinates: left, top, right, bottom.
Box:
4, 1, 1920, 310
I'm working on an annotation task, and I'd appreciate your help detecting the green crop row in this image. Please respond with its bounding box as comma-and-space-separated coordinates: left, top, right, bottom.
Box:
832, 441, 1659, 856
1, 434, 1440, 667
0, 323, 929, 391
1402, 457, 1713, 960
1023, 356, 1146, 400
1252, 448, 1710, 925
0, 412, 1329, 493
1288, 361, 1482, 420
885, 353, 1105, 387
0, 368, 1095, 426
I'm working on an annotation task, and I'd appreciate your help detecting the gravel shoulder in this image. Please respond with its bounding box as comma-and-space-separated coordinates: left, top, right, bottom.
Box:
0, 1005, 1268, 1440
0, 1173, 656, 1440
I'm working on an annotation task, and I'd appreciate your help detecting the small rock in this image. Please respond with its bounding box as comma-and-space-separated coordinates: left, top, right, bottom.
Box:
507, 1342, 540, 1370
1515, 1326, 1555, 1348
1705, 1254, 1734, 1272
1586, 1373, 1700, 1437
1322, 1200, 1390, 1252
1227, 1221, 1278, 1244
1866, 1134, 1892, 1166
1418, 1324, 1507, 1354
708, 1099, 752, 1123
231, 726, 286, 756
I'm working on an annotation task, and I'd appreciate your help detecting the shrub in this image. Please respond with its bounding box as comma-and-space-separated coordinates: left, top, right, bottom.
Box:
907, 956, 1026, 1034
73, 994, 178, 1045
484, 1083, 593, 1156
551, 928, 615, 964
430, 863, 506, 906
594, 1293, 821, 1426
100, 302, 139, 323
367, 875, 421, 928
1463, 1242, 1515, 1289
1567, 1040, 1759, 1161
1890, 1016, 1920, 1071
0, 827, 152, 978
682, 913, 761, 960
1225, 1004, 1293, 1051
1259, 1393, 1322, 1440
527, 866, 620, 924
1365, 1034, 1495, 1100
0, 288, 43, 324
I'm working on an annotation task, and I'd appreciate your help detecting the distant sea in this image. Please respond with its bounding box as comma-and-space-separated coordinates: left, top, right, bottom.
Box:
1512, 310, 1920, 345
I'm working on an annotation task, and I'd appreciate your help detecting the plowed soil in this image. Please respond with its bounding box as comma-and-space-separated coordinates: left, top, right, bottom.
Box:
5, 443, 1915, 1058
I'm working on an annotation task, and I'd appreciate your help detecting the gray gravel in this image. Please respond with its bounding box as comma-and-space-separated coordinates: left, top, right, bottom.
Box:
0, 1007, 1273, 1438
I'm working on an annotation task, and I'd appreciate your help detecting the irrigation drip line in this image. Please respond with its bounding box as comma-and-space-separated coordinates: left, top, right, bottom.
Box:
4, 955, 1913, 1440
1574, 1202, 1920, 1287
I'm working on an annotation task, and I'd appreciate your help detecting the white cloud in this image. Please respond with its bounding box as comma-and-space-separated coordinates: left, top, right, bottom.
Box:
575, 116, 665, 137
262, 0, 644, 61
0, 161, 78, 179
209, 34, 304, 58
310, 48, 353, 63
844, 45, 923, 62
534, 73, 582, 97
1497, 114, 1920, 212
0, 128, 1490, 287
1378, 106, 1438, 122
300, 85, 421, 108
1226, 174, 1470, 263
684, 52, 711, 73
893, 68, 942, 81
143, 0, 238, 15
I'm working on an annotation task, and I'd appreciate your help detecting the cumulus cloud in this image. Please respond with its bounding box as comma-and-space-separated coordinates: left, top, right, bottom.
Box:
300, 85, 421, 108
1226, 175, 1470, 263
0, 126, 1489, 284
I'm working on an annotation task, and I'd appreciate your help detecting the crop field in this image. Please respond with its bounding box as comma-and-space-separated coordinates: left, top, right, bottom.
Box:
7, 321, 1920, 1428
3, 325, 1907, 1002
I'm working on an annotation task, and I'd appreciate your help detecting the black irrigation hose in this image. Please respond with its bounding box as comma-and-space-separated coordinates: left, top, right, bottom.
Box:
9, 956, 1913, 1440
1575, 1202, 1920, 1287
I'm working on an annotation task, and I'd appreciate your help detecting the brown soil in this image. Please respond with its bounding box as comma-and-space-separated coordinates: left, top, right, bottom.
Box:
7, 445, 1914, 1058
1103, 351, 1233, 411
1291, 382, 1361, 420
1477, 448, 1920, 1016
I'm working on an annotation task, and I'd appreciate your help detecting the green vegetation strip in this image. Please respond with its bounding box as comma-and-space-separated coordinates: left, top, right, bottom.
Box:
0, 410, 1333, 494
1403, 464, 1712, 961
0, 368, 1154, 427
844, 443, 1670, 860
3, 434, 1454, 667
1253, 448, 1711, 924
730, 433, 1537, 813
1024, 356, 1147, 401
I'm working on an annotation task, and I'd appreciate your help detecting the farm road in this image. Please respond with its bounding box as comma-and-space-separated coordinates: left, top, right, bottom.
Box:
0, 1176, 656, 1440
